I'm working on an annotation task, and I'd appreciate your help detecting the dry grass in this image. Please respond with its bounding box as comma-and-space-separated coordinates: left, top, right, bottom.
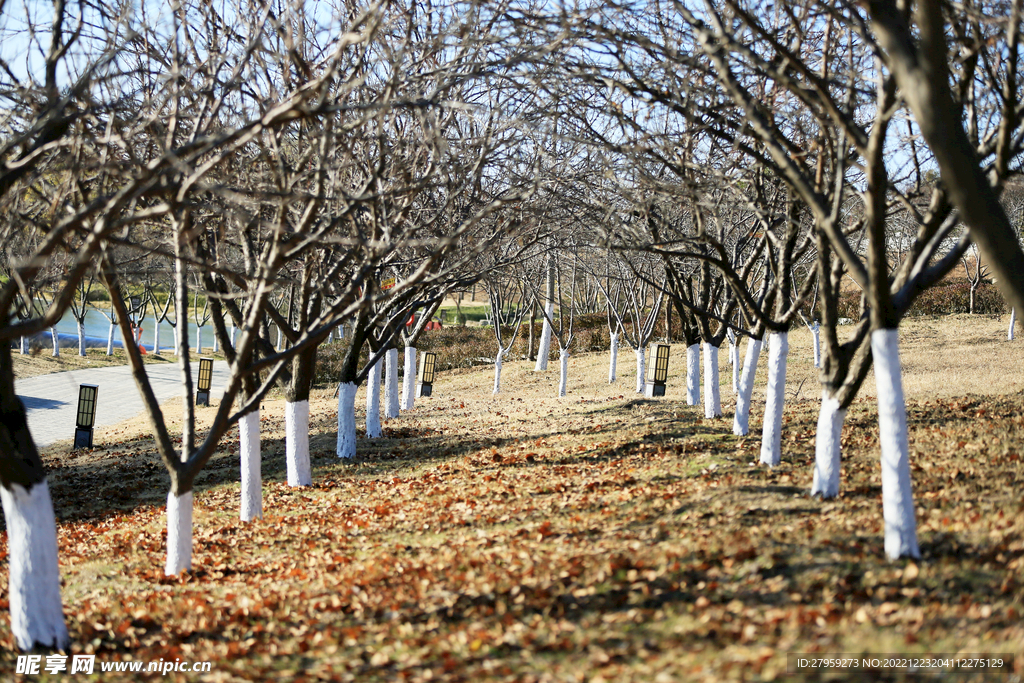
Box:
10, 347, 226, 381
1, 314, 1022, 682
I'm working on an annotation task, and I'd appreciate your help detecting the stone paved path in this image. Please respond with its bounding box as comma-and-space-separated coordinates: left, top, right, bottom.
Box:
16, 361, 230, 448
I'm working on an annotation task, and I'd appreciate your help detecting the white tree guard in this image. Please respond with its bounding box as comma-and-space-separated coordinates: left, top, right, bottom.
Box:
810, 392, 846, 499
759, 332, 789, 467
401, 346, 417, 411
811, 321, 821, 368
0, 482, 69, 651
558, 349, 570, 397
1009, 309, 1016, 341
286, 400, 312, 486
336, 382, 358, 459
165, 490, 193, 575
703, 343, 722, 418
871, 329, 921, 560
635, 347, 646, 394
366, 360, 383, 438
50, 327, 59, 357
77, 321, 86, 356
384, 349, 400, 419
733, 338, 763, 435
686, 344, 700, 405
534, 302, 554, 371
153, 319, 161, 355
493, 351, 503, 394
609, 333, 619, 383
239, 410, 262, 521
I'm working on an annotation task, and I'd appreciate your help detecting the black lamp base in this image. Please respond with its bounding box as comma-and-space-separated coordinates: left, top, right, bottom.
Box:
73, 427, 93, 449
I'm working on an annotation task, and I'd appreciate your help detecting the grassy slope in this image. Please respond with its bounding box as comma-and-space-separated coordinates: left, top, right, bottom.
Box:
0, 315, 1021, 681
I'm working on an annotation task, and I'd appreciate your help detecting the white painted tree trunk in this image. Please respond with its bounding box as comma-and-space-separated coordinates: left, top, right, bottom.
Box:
174, 324, 181, 353
686, 344, 700, 405
50, 327, 59, 357
276, 326, 283, 351
196, 326, 202, 354
152, 320, 161, 355
286, 400, 312, 486
702, 342, 721, 418
366, 360, 383, 438
810, 392, 846, 499
77, 321, 86, 356
165, 490, 193, 575
239, 410, 262, 521
213, 329, 219, 353
328, 329, 334, 343
558, 349, 569, 397
635, 347, 646, 393
729, 337, 740, 393
871, 329, 920, 560
493, 351, 503, 394
337, 323, 345, 338
384, 349, 400, 419
759, 332, 789, 467
534, 302, 554, 371
1009, 309, 1016, 341
401, 346, 417, 411
0, 482, 69, 651
230, 324, 237, 347
19, 336, 27, 355
609, 333, 619, 383
733, 338, 763, 436
336, 382, 357, 459
811, 322, 821, 368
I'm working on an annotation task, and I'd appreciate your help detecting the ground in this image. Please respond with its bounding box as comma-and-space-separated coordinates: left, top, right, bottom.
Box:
1, 315, 1022, 682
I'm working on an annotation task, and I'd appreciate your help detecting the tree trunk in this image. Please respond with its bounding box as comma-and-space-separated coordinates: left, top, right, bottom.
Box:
871, 329, 920, 560
239, 409, 262, 521
729, 336, 739, 393
810, 392, 846, 499
1, 482, 69, 650
19, 336, 27, 355
286, 400, 312, 486
528, 301, 537, 361
733, 337, 763, 436
686, 344, 700, 406
77, 321, 86, 356
558, 348, 569, 397
1010, 308, 1017, 341
153, 319, 161, 355
213, 329, 219, 353
165, 490, 193, 575
969, 283, 977, 314
0, 344, 69, 651
50, 327, 58, 357
759, 332, 789, 467
493, 351, 503, 394
811, 322, 821, 368
365, 359, 382, 438
534, 302, 553, 371
634, 346, 646, 394
196, 326, 202, 355
609, 333, 619, 383
401, 346, 417, 410
384, 348, 400, 418
702, 342, 721, 418
336, 382, 358, 459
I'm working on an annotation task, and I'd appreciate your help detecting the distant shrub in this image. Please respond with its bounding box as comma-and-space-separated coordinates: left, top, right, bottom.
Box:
835, 277, 1006, 320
